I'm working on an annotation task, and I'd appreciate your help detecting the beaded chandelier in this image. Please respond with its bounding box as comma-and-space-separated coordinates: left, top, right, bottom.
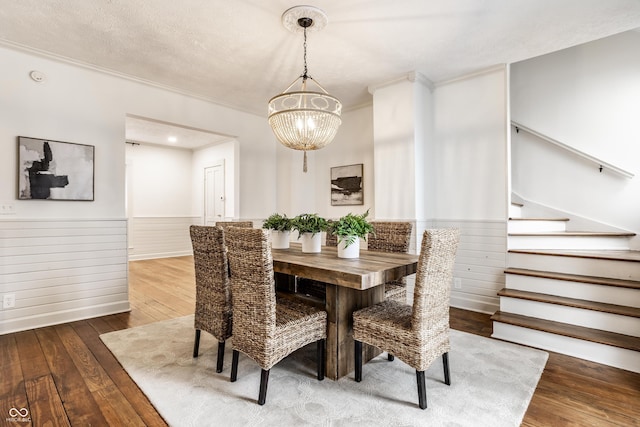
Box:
268, 6, 342, 172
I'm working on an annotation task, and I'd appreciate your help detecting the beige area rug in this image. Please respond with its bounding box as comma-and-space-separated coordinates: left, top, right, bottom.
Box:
100, 315, 547, 427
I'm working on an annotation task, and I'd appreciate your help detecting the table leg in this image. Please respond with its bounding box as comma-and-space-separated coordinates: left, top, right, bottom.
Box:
325, 284, 384, 380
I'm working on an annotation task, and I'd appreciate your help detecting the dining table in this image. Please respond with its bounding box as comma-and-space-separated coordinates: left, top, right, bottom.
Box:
272, 243, 419, 380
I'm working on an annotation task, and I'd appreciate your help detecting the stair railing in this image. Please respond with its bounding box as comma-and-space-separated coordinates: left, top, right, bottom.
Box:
511, 121, 634, 179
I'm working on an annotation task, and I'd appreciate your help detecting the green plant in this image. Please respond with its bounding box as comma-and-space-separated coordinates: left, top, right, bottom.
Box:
262, 213, 293, 231
291, 213, 329, 236
329, 210, 374, 247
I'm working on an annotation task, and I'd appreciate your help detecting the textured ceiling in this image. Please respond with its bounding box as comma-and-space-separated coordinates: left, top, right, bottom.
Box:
2, 0, 640, 148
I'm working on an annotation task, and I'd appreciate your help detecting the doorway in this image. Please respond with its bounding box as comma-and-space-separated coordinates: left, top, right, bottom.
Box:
204, 160, 225, 225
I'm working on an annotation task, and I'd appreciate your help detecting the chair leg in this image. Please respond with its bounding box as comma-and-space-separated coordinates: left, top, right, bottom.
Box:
193, 329, 201, 358
258, 369, 270, 405
230, 350, 239, 382
388, 353, 394, 361
443, 352, 451, 385
317, 339, 325, 381
354, 340, 362, 382
216, 341, 226, 373
416, 370, 427, 409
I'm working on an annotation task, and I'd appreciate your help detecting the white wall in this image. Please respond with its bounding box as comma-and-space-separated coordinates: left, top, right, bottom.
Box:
275, 106, 375, 220
430, 67, 510, 313
0, 45, 277, 333
432, 67, 509, 221
126, 143, 193, 217
125, 143, 198, 260
511, 31, 640, 248
371, 80, 420, 220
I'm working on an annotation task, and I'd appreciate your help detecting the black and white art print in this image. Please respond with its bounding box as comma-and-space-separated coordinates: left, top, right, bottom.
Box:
331, 163, 363, 206
18, 136, 94, 201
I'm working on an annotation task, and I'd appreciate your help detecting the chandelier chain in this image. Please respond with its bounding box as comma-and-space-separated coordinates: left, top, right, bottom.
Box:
303, 25, 308, 79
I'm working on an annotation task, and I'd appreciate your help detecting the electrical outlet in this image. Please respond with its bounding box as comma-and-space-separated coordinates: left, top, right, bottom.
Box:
3, 294, 16, 309
453, 278, 462, 289
0, 203, 16, 215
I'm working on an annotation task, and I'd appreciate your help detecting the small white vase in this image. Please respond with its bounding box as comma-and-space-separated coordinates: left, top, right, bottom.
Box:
300, 232, 322, 253
270, 230, 290, 249
337, 236, 360, 259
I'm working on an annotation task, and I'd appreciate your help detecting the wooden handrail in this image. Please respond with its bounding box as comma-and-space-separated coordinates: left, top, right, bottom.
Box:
511, 121, 634, 179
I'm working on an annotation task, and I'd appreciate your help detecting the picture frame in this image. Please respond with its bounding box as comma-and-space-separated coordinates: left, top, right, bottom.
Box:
17, 136, 95, 201
331, 163, 363, 206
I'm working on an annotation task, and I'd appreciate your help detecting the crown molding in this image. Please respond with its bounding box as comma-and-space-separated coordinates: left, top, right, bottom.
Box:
367, 71, 434, 95
0, 39, 266, 118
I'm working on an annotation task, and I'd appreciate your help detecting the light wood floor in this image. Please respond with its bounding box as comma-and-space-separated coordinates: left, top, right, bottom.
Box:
1, 256, 639, 426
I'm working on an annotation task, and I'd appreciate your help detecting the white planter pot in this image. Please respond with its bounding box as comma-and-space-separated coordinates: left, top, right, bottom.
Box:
300, 232, 322, 253
337, 236, 360, 259
270, 230, 290, 249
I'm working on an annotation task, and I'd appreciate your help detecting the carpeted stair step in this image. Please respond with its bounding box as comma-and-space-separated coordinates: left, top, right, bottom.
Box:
491, 311, 640, 353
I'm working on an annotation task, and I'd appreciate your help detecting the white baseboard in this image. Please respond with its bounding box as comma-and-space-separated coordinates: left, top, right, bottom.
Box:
1, 301, 131, 335
128, 250, 193, 261
450, 293, 498, 315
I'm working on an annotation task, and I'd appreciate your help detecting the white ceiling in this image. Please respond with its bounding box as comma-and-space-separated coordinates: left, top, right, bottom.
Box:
2, 0, 640, 148
125, 116, 232, 150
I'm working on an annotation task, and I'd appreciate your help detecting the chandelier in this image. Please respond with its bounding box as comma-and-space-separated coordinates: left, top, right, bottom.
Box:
268, 6, 342, 172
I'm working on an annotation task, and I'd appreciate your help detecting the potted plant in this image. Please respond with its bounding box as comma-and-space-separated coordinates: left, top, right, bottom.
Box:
262, 213, 293, 249
292, 213, 329, 253
329, 210, 374, 258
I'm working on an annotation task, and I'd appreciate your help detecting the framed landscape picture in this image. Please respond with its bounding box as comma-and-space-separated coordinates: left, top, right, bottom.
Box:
18, 136, 95, 201
331, 163, 363, 206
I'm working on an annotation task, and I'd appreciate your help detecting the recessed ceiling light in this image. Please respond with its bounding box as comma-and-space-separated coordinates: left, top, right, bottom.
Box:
168, 136, 178, 143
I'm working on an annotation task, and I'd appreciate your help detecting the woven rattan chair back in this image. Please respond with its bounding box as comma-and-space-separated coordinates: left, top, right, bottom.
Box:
226, 227, 278, 366
367, 222, 413, 303
325, 232, 338, 247
411, 228, 460, 335
215, 221, 253, 229
226, 227, 327, 405
352, 228, 460, 409
190, 225, 232, 372
367, 222, 412, 253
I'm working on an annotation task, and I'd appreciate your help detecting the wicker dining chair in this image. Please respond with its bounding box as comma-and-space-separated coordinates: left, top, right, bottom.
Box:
324, 232, 338, 247
353, 228, 460, 409
190, 225, 232, 373
367, 221, 413, 303
215, 220, 253, 229
226, 227, 327, 405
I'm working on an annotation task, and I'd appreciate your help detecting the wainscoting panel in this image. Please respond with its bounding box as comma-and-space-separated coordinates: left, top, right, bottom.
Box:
0, 219, 130, 335
128, 216, 199, 260
416, 220, 506, 314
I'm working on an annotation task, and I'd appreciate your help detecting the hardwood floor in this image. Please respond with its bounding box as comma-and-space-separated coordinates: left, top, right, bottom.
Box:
2, 256, 639, 426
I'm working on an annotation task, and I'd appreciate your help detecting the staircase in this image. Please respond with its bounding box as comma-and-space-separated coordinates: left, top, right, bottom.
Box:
491, 202, 640, 373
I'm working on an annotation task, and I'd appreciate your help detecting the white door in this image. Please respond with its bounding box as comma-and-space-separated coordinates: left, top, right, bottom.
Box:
205, 162, 225, 225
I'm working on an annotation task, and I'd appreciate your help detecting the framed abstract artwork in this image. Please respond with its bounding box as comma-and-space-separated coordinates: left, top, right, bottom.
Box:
331, 163, 363, 206
18, 136, 95, 201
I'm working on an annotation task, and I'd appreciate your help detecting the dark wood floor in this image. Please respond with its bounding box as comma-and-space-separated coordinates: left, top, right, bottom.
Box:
1, 256, 639, 426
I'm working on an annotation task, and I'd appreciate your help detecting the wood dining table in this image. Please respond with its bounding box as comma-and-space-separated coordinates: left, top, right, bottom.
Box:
272, 243, 419, 380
